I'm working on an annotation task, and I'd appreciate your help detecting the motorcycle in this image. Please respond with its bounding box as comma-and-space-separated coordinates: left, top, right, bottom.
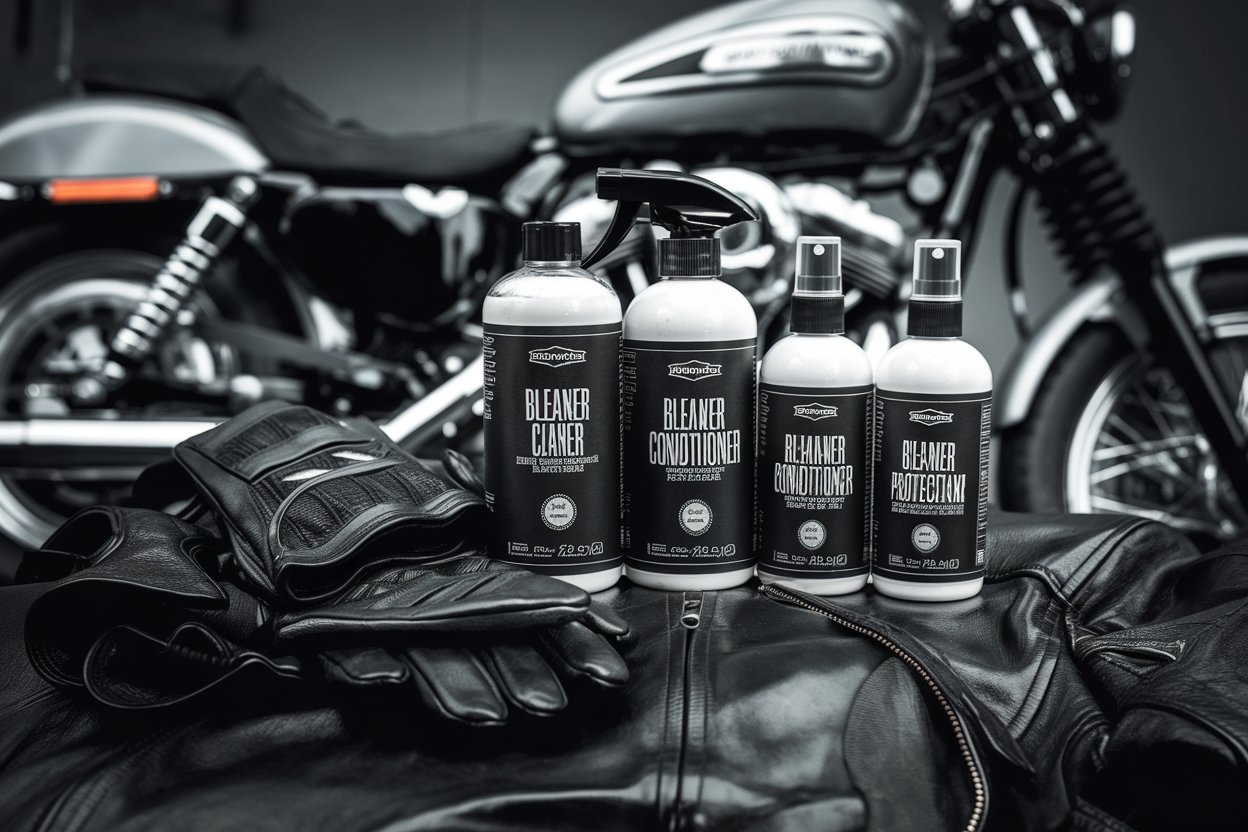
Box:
0, 0, 1241, 551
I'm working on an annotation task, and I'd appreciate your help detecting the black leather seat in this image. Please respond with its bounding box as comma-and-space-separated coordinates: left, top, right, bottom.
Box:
83, 62, 536, 185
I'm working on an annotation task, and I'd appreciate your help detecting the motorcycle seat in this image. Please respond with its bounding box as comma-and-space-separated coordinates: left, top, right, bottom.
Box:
82, 62, 536, 186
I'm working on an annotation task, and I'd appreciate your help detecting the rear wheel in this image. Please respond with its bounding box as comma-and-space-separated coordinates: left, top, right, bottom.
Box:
0, 227, 302, 548
1000, 269, 1248, 543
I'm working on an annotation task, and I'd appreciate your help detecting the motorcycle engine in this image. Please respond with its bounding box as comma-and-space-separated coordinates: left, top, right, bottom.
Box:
556, 165, 907, 311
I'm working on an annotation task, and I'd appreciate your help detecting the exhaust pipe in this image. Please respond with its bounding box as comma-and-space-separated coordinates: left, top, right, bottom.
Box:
0, 355, 486, 459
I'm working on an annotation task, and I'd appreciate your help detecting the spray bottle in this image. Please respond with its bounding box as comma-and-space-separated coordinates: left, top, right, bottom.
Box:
757, 237, 872, 595
582, 168, 758, 591
872, 240, 991, 601
483, 222, 622, 592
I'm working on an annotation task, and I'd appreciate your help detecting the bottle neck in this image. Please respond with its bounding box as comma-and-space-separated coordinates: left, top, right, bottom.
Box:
906, 299, 963, 338
660, 273, 717, 280
524, 259, 580, 268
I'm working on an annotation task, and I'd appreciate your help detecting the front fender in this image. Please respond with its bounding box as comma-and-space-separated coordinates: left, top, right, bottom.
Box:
0, 95, 268, 181
994, 235, 1248, 430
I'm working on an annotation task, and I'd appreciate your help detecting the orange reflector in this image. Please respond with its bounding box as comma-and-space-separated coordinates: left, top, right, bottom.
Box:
47, 177, 161, 204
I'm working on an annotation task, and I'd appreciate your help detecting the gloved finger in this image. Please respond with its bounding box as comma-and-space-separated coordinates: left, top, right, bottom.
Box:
538, 620, 630, 689
402, 646, 510, 726
582, 602, 630, 640
441, 449, 485, 498
480, 642, 568, 716
320, 647, 410, 687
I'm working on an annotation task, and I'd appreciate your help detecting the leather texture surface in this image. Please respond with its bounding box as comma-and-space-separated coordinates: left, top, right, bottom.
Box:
2, 511, 1246, 831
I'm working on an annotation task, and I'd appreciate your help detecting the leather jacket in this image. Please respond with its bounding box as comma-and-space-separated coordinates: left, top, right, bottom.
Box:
1, 510, 1245, 831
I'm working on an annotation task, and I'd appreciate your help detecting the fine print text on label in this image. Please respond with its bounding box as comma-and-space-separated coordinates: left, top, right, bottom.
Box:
483, 322, 621, 576
872, 389, 991, 583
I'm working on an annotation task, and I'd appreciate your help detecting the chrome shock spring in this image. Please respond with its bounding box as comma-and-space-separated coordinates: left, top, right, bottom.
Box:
1031, 131, 1159, 282
94, 177, 260, 395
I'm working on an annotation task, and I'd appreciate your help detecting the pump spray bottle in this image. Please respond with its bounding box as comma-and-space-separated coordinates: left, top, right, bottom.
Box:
483, 222, 623, 592
757, 237, 872, 596
872, 240, 991, 602
581, 168, 759, 591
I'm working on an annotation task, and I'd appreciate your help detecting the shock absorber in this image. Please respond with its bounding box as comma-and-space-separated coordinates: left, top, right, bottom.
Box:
74, 176, 261, 404
1030, 130, 1158, 281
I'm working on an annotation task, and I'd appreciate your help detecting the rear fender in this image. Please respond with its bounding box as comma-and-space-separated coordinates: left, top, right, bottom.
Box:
994, 236, 1248, 430
0, 95, 268, 181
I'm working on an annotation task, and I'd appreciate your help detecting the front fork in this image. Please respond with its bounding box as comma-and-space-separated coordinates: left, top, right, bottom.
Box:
69, 176, 260, 406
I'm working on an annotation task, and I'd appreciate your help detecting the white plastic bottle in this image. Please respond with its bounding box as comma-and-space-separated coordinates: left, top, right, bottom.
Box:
872, 240, 992, 602
622, 237, 758, 591
757, 237, 872, 596
482, 222, 623, 592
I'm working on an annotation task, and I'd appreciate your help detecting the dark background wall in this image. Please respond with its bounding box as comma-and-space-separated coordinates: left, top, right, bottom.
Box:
2, 0, 1246, 374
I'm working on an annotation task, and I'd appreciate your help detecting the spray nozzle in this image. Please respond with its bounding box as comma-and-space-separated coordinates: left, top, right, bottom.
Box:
790, 236, 846, 335
795, 236, 843, 298
581, 167, 757, 274
912, 239, 962, 301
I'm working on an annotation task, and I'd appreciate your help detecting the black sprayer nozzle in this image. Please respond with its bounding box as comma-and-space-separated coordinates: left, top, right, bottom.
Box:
580, 168, 757, 272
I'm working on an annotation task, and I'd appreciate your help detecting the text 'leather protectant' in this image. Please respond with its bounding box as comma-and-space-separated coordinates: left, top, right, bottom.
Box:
582, 168, 758, 591
872, 240, 991, 601
482, 222, 623, 592
757, 237, 872, 596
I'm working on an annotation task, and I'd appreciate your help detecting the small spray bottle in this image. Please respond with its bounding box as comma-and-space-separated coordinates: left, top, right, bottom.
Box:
872, 240, 991, 602
757, 237, 872, 595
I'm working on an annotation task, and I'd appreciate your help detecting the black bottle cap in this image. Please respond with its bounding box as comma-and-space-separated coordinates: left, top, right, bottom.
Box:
522, 222, 581, 263
659, 237, 720, 277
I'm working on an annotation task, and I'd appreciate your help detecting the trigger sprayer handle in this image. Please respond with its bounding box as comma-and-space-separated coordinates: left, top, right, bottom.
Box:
580, 168, 757, 271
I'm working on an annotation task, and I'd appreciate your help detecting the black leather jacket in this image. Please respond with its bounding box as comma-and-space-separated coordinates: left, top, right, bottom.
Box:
1, 511, 1245, 831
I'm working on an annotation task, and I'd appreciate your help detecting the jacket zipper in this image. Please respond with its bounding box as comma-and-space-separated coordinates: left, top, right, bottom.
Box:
761, 583, 987, 832
665, 591, 703, 832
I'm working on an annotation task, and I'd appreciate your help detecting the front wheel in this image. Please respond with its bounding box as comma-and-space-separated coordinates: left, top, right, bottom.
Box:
999, 295, 1248, 543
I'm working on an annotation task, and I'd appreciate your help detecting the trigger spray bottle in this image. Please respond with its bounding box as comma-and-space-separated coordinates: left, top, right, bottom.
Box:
581, 168, 759, 591
482, 222, 623, 592
872, 240, 991, 601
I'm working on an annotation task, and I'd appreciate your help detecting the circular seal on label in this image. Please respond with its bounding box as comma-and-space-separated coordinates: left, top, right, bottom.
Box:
541, 494, 577, 531
911, 523, 940, 553
798, 520, 826, 550
678, 500, 713, 536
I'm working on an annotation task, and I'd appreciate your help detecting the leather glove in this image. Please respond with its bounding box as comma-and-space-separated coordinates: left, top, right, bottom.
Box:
20, 506, 303, 709
171, 401, 484, 604
280, 550, 631, 724
25, 492, 630, 724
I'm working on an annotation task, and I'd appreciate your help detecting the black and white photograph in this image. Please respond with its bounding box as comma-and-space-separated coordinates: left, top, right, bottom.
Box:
0, 0, 1245, 829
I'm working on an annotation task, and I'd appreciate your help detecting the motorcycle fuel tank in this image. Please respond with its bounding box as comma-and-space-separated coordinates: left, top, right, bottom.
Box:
554, 0, 931, 151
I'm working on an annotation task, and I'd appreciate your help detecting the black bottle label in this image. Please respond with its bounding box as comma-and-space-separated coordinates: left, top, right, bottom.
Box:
872, 389, 991, 583
483, 321, 621, 575
758, 383, 872, 580
621, 338, 756, 576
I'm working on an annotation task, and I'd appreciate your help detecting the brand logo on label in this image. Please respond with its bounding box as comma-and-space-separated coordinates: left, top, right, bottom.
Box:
908, 408, 954, 426
528, 346, 586, 368
668, 360, 723, 381
793, 402, 838, 421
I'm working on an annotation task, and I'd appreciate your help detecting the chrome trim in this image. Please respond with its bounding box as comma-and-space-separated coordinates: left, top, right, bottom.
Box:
0, 96, 269, 179
995, 275, 1119, 429
997, 236, 1248, 429
1010, 7, 1078, 124
939, 119, 993, 234
0, 418, 217, 448
379, 355, 484, 444
596, 16, 895, 100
